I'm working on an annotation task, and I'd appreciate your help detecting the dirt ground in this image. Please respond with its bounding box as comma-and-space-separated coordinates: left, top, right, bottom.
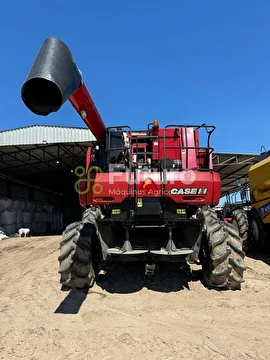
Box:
0, 236, 270, 360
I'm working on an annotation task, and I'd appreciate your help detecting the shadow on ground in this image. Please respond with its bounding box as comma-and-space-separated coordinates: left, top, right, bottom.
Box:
246, 250, 270, 266
54, 262, 202, 314
54, 290, 87, 314
95, 261, 201, 294
53, 249, 270, 314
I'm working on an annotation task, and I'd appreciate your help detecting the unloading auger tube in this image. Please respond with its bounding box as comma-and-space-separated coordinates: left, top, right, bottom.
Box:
21, 37, 107, 142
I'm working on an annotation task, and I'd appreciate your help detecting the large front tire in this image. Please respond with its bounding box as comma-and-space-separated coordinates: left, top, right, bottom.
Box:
58, 222, 96, 290
200, 208, 246, 290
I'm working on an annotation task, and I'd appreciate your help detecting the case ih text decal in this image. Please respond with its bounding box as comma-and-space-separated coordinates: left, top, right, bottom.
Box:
170, 187, 208, 195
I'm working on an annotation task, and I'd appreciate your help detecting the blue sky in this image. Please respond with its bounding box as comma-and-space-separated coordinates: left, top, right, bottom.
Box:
0, 0, 269, 153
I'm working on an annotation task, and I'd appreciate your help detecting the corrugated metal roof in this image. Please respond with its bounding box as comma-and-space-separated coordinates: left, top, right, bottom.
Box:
0, 125, 96, 146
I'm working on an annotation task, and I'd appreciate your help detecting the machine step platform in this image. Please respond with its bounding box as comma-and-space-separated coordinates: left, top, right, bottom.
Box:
107, 248, 148, 255
150, 249, 193, 255
106, 238, 193, 256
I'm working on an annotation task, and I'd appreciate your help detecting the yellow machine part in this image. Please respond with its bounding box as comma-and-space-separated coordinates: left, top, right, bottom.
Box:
251, 199, 270, 224
249, 155, 270, 224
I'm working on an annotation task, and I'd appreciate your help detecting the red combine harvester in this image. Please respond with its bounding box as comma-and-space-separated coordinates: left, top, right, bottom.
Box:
21, 37, 246, 291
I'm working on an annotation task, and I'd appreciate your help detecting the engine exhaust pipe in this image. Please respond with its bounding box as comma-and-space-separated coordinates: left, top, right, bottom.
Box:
21, 37, 82, 116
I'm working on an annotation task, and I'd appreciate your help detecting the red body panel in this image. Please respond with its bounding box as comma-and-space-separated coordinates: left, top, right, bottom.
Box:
152, 128, 181, 161
212, 171, 221, 204
78, 170, 221, 206
180, 127, 197, 168
85, 147, 92, 173
69, 83, 106, 142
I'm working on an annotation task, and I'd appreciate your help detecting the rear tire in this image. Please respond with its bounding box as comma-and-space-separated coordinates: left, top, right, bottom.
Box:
58, 222, 96, 290
200, 208, 246, 290
248, 208, 269, 251
231, 209, 249, 252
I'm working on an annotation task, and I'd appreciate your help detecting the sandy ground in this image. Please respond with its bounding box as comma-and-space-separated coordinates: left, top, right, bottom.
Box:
0, 236, 270, 360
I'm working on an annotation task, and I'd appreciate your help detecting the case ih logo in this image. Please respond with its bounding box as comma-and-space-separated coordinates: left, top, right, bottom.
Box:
170, 187, 208, 195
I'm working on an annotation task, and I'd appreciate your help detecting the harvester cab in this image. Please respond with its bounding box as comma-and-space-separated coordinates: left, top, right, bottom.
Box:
21, 37, 246, 291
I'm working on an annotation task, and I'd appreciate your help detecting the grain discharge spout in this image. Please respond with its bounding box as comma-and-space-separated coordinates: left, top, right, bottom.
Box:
21, 37, 106, 142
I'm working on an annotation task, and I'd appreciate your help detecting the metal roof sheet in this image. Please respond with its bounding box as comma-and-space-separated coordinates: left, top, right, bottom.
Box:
212, 152, 259, 196
0, 125, 96, 146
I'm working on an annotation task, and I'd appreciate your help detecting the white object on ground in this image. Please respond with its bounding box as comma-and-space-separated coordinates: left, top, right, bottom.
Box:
0, 226, 8, 240
18, 228, 31, 237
